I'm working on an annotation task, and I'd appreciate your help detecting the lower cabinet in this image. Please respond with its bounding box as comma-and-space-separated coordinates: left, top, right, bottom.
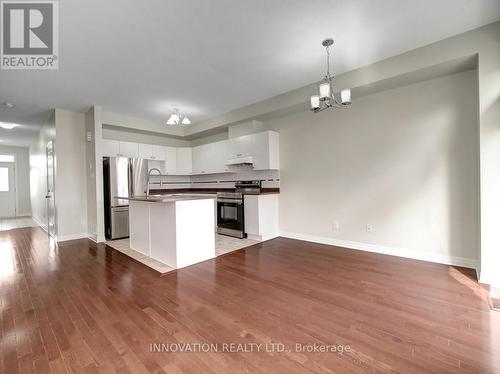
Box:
244, 194, 279, 241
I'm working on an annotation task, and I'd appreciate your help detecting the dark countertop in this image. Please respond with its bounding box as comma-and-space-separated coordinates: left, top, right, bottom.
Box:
116, 194, 216, 203
149, 188, 280, 195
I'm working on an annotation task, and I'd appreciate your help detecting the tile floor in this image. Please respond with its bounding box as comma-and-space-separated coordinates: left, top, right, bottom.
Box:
0, 216, 38, 231
105, 234, 260, 274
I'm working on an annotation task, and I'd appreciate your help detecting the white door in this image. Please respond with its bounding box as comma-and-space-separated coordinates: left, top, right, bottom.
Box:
46, 141, 56, 239
0, 162, 16, 217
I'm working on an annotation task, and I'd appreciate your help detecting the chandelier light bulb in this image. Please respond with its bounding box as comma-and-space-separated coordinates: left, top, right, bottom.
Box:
319, 82, 331, 100
310, 95, 320, 110
340, 89, 351, 105
166, 109, 191, 125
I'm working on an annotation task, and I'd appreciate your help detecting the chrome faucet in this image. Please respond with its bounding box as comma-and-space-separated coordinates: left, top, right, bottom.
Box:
146, 168, 162, 197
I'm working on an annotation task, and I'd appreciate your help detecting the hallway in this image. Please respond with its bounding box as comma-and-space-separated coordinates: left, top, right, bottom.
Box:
0, 216, 37, 231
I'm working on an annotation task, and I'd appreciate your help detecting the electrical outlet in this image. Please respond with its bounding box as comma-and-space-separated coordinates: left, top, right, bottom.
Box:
333, 220, 340, 232
366, 224, 373, 233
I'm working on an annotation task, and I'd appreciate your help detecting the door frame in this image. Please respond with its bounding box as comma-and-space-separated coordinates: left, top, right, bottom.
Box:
46, 140, 57, 240
0, 153, 18, 217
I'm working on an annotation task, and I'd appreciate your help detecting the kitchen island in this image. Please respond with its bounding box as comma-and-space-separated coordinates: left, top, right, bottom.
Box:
118, 195, 216, 269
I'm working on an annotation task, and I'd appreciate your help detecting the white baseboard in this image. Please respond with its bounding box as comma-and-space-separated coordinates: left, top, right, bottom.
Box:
247, 234, 262, 241
478, 270, 500, 288
247, 233, 279, 242
57, 233, 89, 242
279, 231, 478, 269
31, 216, 48, 232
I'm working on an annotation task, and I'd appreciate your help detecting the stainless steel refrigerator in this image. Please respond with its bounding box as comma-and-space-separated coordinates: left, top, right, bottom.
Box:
103, 157, 147, 240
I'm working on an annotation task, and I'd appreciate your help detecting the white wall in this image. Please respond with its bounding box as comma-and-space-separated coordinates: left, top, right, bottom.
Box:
264, 70, 479, 266
0, 145, 31, 215
30, 112, 55, 229
85, 107, 98, 241
54, 109, 87, 240
85, 106, 106, 242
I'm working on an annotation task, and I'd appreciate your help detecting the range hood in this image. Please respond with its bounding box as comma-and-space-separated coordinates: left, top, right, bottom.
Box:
225, 156, 254, 166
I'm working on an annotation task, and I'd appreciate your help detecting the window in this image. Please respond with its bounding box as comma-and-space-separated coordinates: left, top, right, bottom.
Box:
0, 154, 14, 162
0, 167, 9, 192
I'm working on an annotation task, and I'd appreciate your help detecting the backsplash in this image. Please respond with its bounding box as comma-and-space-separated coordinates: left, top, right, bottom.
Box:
148, 164, 280, 190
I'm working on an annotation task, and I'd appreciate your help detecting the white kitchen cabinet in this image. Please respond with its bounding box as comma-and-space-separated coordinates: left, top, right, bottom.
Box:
192, 144, 209, 174
152, 145, 167, 161
213, 140, 230, 173
244, 194, 279, 241
101, 130, 279, 175
101, 139, 120, 157
139, 144, 167, 161
164, 146, 177, 174
192, 141, 230, 174
101, 139, 139, 158
226, 134, 252, 160
119, 141, 139, 158
138, 143, 153, 159
252, 131, 280, 170
176, 148, 192, 175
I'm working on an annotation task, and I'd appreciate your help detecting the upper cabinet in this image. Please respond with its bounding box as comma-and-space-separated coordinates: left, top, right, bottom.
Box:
101, 139, 139, 158
139, 144, 169, 161
176, 148, 192, 175
226, 134, 252, 160
101, 130, 279, 174
164, 147, 177, 174
193, 141, 230, 174
119, 141, 139, 158
138, 143, 154, 159
101, 139, 120, 157
251, 131, 280, 170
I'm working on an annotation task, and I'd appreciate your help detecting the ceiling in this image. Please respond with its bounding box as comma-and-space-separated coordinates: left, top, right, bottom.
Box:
1, 0, 500, 147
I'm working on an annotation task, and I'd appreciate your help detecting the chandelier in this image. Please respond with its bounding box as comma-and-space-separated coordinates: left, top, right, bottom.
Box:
310, 38, 351, 112
166, 109, 191, 125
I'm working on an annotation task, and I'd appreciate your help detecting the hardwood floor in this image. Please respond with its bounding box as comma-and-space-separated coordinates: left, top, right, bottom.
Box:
1, 227, 499, 373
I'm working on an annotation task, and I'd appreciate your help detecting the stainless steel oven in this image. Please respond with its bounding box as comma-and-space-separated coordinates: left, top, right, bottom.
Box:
217, 192, 246, 238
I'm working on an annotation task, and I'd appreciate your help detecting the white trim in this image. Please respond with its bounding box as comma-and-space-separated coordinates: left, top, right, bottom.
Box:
16, 212, 31, 217
57, 233, 89, 242
247, 233, 262, 241
87, 234, 98, 243
32, 215, 48, 232
479, 270, 500, 288
247, 233, 279, 242
279, 231, 478, 269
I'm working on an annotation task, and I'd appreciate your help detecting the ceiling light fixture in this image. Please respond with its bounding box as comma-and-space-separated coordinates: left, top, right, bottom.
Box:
3, 102, 14, 109
0, 122, 18, 130
166, 109, 191, 125
310, 38, 352, 113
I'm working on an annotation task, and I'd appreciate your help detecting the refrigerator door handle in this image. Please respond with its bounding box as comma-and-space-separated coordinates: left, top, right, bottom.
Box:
128, 160, 134, 197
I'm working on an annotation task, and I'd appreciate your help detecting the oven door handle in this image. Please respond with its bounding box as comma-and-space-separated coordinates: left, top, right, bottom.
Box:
217, 199, 243, 204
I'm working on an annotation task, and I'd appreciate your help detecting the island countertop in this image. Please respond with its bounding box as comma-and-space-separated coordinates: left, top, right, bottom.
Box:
115, 194, 216, 203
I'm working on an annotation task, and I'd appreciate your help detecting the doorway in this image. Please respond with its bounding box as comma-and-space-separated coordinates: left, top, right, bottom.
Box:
0, 159, 16, 217
46, 141, 56, 239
